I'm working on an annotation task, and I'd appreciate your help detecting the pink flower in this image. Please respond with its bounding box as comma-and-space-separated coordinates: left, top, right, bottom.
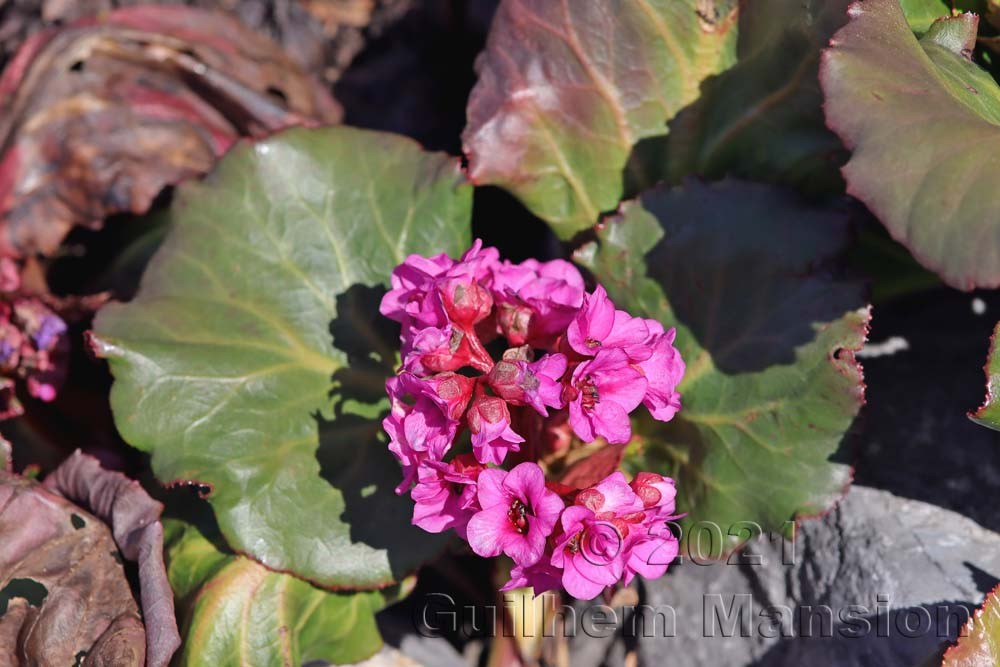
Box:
440, 277, 494, 328
421, 372, 476, 421
501, 560, 563, 595
0, 258, 19, 293
380, 241, 687, 596
380, 239, 499, 332
621, 522, 679, 587
380, 252, 454, 330
490, 259, 585, 348
629, 472, 678, 521
488, 353, 567, 417
411, 454, 484, 539
635, 327, 685, 422
0, 318, 22, 373
566, 349, 647, 444
466, 462, 564, 566
383, 374, 463, 494
401, 325, 459, 375
566, 286, 649, 358
6, 300, 67, 404
550, 472, 643, 600
466, 395, 525, 465
621, 472, 680, 584
458, 239, 502, 281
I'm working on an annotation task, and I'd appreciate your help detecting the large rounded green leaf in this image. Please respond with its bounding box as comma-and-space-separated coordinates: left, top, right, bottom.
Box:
574, 180, 868, 547
463, 0, 739, 239
821, 0, 1000, 289
164, 519, 395, 666
92, 126, 471, 589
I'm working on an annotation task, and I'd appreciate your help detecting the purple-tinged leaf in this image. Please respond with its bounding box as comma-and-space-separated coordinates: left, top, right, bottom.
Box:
821, 0, 1000, 289
463, 0, 739, 238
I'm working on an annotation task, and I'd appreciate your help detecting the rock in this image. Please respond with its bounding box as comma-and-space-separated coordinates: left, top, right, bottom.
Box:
637, 485, 1000, 666
851, 288, 1000, 538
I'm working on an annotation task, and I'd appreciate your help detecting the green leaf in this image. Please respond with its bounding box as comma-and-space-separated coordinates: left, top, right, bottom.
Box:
574, 180, 868, 548
899, 0, 952, 33
463, 0, 739, 239
164, 519, 394, 666
92, 126, 471, 589
661, 0, 851, 196
942, 583, 1000, 666
970, 322, 1000, 430
821, 0, 1000, 290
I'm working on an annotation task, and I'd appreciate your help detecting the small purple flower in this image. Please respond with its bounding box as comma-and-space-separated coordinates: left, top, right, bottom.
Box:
567, 348, 647, 444
466, 462, 564, 566
33, 314, 67, 352
620, 472, 681, 585
421, 372, 476, 421
402, 325, 456, 375
0, 322, 21, 371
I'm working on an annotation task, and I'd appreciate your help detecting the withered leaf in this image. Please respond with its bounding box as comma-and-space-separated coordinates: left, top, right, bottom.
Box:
44, 450, 180, 667
0, 5, 341, 258
0, 450, 179, 666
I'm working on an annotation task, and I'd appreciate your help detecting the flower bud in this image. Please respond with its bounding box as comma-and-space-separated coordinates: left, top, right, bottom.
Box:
440, 278, 493, 328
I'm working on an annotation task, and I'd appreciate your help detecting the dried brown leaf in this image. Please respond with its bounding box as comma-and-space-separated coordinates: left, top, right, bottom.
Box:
44, 450, 180, 667
0, 5, 341, 259
0, 467, 143, 665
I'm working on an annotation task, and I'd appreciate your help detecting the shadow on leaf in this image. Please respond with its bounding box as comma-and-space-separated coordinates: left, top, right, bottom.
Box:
316, 284, 447, 581
639, 182, 861, 374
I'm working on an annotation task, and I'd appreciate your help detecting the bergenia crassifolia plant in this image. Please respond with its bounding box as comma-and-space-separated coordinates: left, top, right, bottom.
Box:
381, 241, 685, 599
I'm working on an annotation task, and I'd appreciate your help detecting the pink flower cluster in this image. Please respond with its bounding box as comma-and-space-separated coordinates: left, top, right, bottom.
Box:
0, 258, 68, 420
380, 241, 685, 599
